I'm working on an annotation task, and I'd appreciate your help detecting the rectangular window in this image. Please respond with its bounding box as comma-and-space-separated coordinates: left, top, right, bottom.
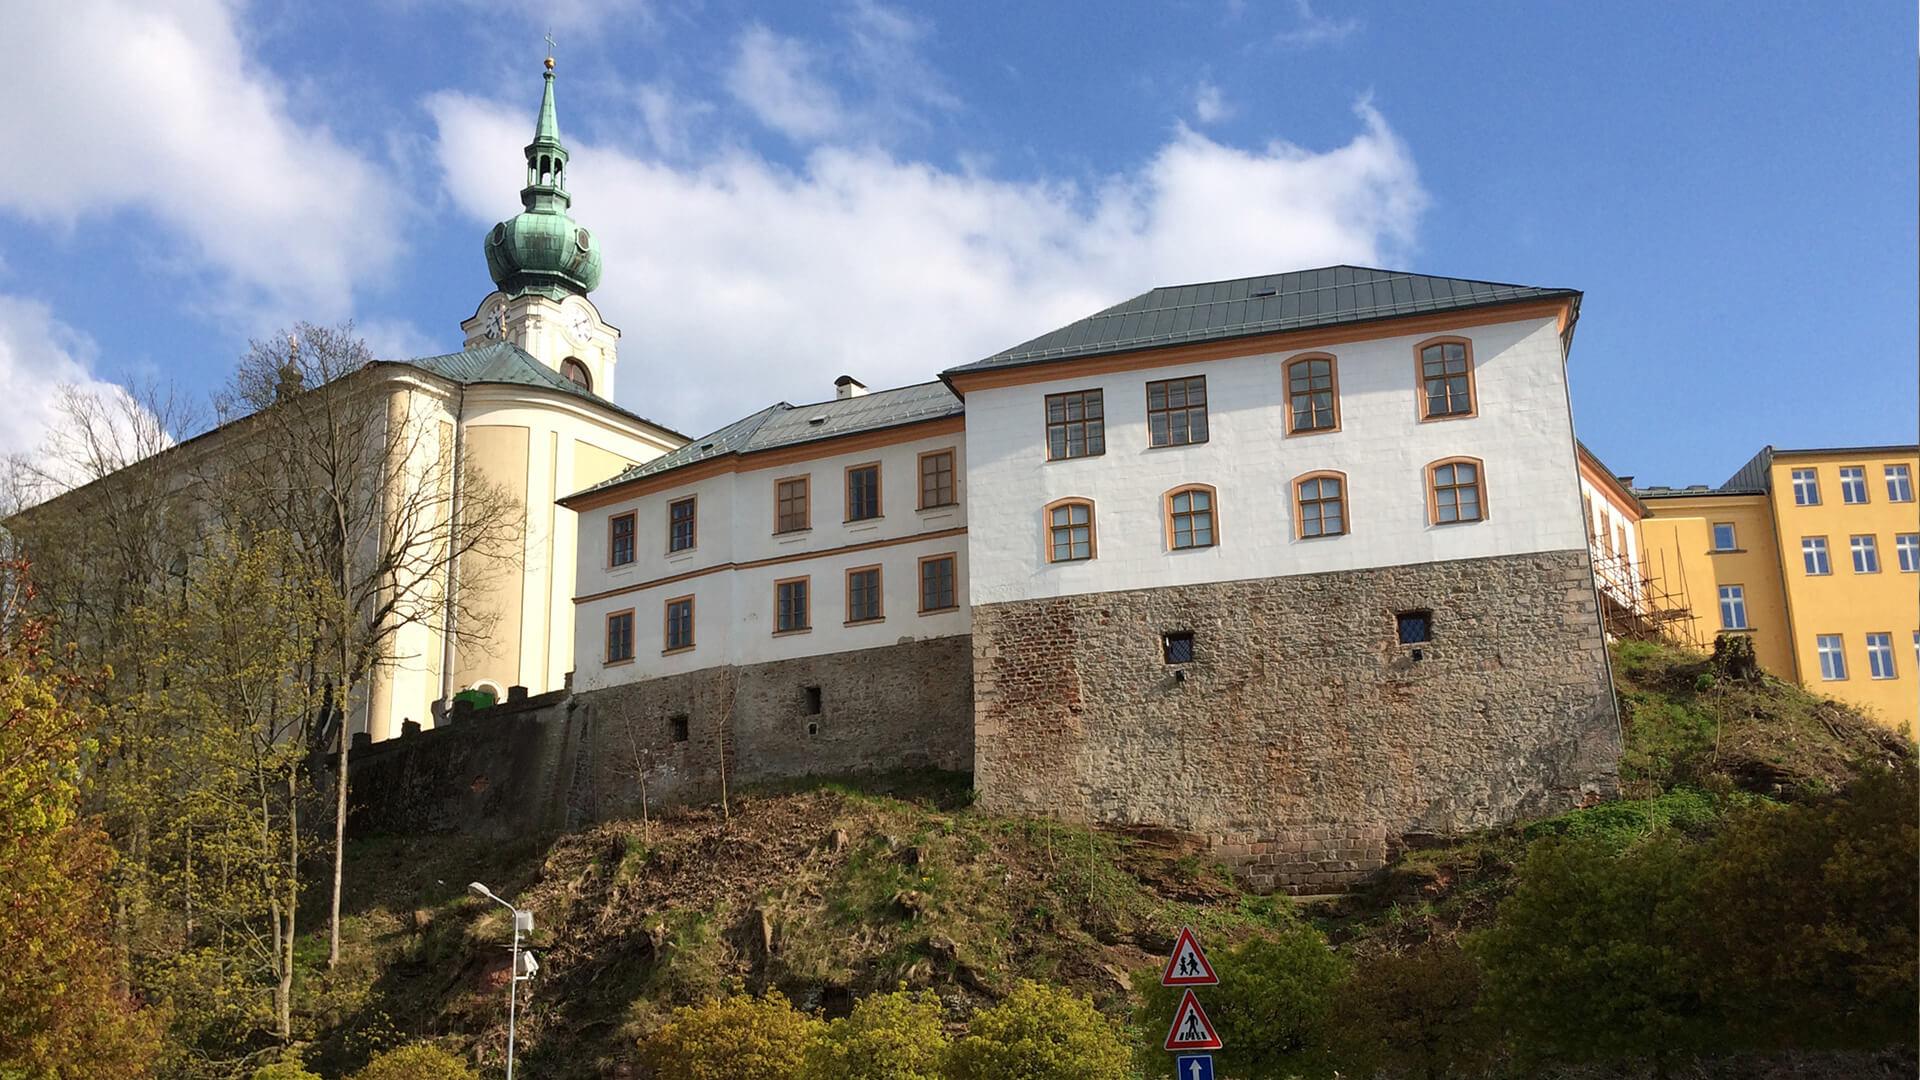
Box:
665, 596, 694, 651
1791, 468, 1820, 506
1817, 634, 1846, 680
1419, 340, 1474, 418
1296, 474, 1345, 538
1287, 357, 1338, 433
846, 566, 882, 623
1168, 487, 1216, 549
1802, 536, 1831, 575
670, 714, 689, 742
1045, 389, 1105, 460
919, 554, 957, 612
1887, 464, 1913, 502
1866, 633, 1895, 680
1146, 376, 1209, 447
1712, 523, 1737, 551
1897, 534, 1919, 573
1718, 585, 1749, 630
846, 463, 881, 521
919, 449, 955, 509
1851, 535, 1880, 573
1615, 523, 1629, 563
1397, 611, 1433, 644
1048, 501, 1095, 561
606, 610, 634, 662
610, 512, 637, 566
1163, 632, 1195, 664
1838, 466, 1868, 504
775, 577, 809, 632
668, 497, 697, 552
1582, 493, 1595, 539
776, 476, 810, 533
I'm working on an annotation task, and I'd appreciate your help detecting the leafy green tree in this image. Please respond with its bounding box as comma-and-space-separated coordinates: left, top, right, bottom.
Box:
1472, 832, 1711, 1077
1135, 926, 1344, 1080
347, 1044, 476, 1080
946, 980, 1130, 1080
0, 558, 164, 1078
639, 990, 821, 1080
1328, 940, 1496, 1080
808, 989, 950, 1080
250, 1049, 323, 1080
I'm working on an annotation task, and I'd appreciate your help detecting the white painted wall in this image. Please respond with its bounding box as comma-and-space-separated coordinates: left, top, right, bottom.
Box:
1580, 473, 1643, 607
962, 315, 1589, 606
573, 428, 969, 692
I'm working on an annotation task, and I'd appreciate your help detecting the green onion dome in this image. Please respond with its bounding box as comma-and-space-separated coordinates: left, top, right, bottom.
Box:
484, 59, 602, 299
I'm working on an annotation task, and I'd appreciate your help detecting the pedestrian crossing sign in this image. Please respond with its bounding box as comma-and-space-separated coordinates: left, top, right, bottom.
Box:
1163, 988, 1223, 1051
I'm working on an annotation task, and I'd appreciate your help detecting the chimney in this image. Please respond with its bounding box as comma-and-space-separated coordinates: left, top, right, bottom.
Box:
834, 375, 868, 400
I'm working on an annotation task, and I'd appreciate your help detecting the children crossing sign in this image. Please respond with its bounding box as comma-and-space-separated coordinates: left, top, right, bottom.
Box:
1163, 988, 1223, 1051
1159, 926, 1218, 986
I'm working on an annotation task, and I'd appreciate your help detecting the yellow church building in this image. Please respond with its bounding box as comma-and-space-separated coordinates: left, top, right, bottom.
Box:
1637, 444, 1920, 733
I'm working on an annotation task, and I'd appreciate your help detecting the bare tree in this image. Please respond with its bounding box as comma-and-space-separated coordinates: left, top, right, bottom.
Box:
207, 322, 521, 966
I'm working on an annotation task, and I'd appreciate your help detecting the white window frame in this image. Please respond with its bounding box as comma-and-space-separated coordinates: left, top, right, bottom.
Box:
1886, 464, 1914, 503
1802, 537, 1830, 575
1717, 585, 1749, 631
1817, 635, 1846, 680
1897, 534, 1919, 573
1865, 633, 1895, 680
1791, 468, 1820, 506
1711, 522, 1737, 551
1838, 466, 1869, 504
1851, 535, 1880, 574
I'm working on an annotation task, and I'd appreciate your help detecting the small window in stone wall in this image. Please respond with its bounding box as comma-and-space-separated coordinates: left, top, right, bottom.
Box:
804, 685, 823, 715
1163, 632, 1195, 664
1397, 611, 1433, 644
670, 715, 690, 742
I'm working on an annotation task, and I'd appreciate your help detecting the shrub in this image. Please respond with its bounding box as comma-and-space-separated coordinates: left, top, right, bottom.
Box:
1134, 926, 1344, 1080
808, 989, 949, 1080
946, 980, 1130, 1080
251, 1053, 323, 1080
1329, 940, 1495, 1080
347, 1044, 476, 1080
639, 990, 820, 1080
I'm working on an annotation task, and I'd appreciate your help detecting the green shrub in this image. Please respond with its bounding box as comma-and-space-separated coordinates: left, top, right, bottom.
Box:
250, 1052, 323, 1080
1134, 926, 1345, 1080
808, 989, 949, 1080
347, 1044, 475, 1080
946, 980, 1130, 1080
1329, 941, 1495, 1080
639, 990, 820, 1080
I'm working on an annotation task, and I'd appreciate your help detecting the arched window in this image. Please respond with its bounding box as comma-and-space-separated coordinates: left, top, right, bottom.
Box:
1294, 471, 1348, 538
1415, 336, 1477, 421
1285, 354, 1340, 434
1044, 499, 1096, 562
1164, 484, 1218, 550
1427, 457, 1486, 524
560, 358, 592, 391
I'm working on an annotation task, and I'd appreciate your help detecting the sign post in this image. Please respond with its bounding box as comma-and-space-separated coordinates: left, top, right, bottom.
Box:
1160, 926, 1223, 1067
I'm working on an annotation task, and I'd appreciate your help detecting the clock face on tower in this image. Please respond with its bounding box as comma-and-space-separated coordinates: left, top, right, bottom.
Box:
566, 308, 594, 343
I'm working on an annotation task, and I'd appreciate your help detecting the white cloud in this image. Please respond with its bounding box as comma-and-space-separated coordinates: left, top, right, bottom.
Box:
0, 0, 406, 315
429, 90, 1425, 437
725, 24, 848, 141
1275, 0, 1360, 48
1195, 77, 1233, 124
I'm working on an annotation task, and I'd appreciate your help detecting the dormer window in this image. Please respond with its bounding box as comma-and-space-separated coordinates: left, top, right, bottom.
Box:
561, 358, 592, 391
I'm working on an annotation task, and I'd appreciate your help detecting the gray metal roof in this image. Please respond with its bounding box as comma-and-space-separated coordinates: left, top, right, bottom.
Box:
403, 342, 686, 438
945, 265, 1580, 376
561, 381, 962, 503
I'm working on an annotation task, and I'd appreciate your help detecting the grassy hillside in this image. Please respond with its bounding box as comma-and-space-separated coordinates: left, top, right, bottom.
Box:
288, 641, 1914, 1079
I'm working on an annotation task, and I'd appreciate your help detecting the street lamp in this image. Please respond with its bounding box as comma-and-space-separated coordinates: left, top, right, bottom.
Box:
469, 881, 536, 1079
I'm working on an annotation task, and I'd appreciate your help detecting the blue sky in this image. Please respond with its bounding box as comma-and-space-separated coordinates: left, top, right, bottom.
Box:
1, 0, 1913, 487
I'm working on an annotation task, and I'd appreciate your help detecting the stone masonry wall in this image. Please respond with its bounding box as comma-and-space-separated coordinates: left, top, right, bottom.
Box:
576, 635, 974, 820
972, 549, 1620, 893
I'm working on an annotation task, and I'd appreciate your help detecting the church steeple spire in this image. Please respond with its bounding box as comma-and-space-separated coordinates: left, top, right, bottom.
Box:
484, 54, 602, 299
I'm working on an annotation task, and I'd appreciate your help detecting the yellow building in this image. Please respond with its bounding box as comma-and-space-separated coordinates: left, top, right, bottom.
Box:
1636, 444, 1920, 733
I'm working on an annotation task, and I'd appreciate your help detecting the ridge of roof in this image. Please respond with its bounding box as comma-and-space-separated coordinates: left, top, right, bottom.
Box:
560, 381, 963, 504
402, 343, 688, 439
945, 264, 1579, 377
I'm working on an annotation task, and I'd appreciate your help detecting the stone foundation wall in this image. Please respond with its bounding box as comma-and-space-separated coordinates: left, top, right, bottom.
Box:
576, 635, 974, 819
971, 550, 1620, 893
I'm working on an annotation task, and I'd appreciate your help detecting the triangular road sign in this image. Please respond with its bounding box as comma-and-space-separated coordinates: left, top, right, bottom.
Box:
1159, 926, 1219, 986
1164, 988, 1224, 1051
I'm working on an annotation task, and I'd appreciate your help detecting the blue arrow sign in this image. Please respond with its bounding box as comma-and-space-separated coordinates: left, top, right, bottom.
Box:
1175, 1053, 1214, 1080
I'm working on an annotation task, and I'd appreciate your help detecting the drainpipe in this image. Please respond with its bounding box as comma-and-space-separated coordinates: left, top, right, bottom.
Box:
439, 384, 468, 713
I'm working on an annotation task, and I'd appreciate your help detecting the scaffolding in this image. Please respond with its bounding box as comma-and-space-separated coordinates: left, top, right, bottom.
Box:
1590, 545, 1703, 649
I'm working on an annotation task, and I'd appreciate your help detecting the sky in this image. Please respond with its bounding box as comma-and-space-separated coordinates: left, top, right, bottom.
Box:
0, 0, 1914, 489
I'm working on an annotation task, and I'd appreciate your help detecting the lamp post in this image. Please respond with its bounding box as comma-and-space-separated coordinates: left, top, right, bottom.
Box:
469, 881, 534, 1079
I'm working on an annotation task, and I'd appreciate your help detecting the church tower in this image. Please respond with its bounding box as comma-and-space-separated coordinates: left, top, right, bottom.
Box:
460, 55, 620, 398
